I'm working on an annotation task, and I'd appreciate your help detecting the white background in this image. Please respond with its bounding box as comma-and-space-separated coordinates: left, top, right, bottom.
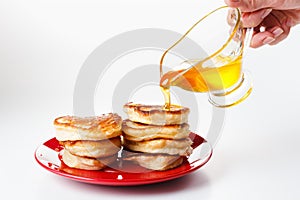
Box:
1, 0, 300, 199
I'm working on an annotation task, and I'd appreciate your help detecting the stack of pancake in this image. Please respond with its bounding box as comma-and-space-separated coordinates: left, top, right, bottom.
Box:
54, 113, 122, 170
122, 103, 193, 171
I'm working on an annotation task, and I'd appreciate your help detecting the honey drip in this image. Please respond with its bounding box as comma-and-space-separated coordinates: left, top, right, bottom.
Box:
160, 86, 171, 110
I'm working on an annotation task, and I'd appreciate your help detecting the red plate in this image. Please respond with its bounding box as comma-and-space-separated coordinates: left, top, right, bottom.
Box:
34, 133, 212, 186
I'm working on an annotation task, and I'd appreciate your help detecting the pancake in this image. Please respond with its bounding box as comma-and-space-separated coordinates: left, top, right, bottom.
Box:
123, 138, 193, 156
122, 119, 190, 141
123, 151, 184, 171
61, 149, 117, 170
54, 113, 122, 141
61, 137, 121, 158
123, 102, 189, 125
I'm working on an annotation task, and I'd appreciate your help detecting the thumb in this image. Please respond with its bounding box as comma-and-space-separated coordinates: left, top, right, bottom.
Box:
224, 0, 278, 12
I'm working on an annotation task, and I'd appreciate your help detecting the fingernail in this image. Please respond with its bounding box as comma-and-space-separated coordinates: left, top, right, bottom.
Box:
263, 37, 275, 44
261, 9, 272, 19
286, 18, 293, 27
272, 28, 284, 37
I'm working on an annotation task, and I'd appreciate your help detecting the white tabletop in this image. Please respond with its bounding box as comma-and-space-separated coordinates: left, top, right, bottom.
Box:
1, 0, 300, 199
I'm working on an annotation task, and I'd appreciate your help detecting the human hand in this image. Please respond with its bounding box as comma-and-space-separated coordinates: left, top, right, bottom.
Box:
225, 0, 300, 48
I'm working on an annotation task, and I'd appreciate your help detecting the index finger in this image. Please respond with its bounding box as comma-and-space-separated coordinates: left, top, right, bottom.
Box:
224, 0, 278, 12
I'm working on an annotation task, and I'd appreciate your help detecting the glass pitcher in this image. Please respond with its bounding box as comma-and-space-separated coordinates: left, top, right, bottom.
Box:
160, 6, 253, 108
